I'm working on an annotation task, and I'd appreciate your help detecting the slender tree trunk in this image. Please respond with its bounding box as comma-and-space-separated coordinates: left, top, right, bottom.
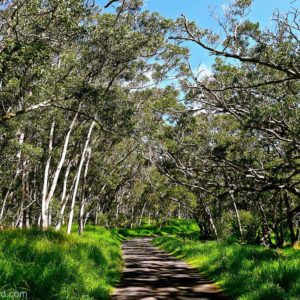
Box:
67, 121, 95, 234
20, 162, 27, 228
15, 159, 28, 228
204, 205, 218, 239
48, 207, 52, 226
230, 190, 243, 237
37, 215, 41, 227
0, 132, 25, 221
84, 211, 90, 228
55, 166, 76, 231
94, 203, 99, 225
130, 205, 135, 229
115, 196, 121, 225
24, 168, 30, 228
61, 161, 72, 207
44, 111, 79, 223
41, 120, 55, 229
138, 202, 147, 227
32, 165, 38, 226
255, 199, 273, 247
78, 146, 92, 235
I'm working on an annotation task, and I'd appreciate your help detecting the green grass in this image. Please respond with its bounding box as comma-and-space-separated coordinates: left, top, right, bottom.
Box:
153, 236, 300, 300
2, 219, 299, 300
118, 218, 200, 239
0, 226, 123, 299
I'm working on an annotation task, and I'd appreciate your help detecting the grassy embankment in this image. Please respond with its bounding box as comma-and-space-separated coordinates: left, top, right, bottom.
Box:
153, 234, 300, 300
0, 226, 123, 300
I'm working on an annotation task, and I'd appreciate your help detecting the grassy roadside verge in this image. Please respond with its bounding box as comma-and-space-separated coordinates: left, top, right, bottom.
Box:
153, 236, 300, 300
0, 226, 123, 299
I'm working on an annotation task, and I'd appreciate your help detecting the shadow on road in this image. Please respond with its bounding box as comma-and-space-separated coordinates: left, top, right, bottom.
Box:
112, 238, 228, 300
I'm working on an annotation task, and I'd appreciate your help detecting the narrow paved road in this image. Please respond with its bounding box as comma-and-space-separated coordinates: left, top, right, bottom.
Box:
112, 238, 228, 300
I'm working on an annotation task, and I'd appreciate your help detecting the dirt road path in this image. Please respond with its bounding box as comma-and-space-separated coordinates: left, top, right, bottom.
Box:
111, 238, 228, 300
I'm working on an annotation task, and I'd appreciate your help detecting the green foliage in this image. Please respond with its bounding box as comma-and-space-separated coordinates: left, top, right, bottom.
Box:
235, 211, 261, 243
0, 226, 123, 299
118, 218, 200, 239
154, 236, 300, 300
216, 210, 261, 242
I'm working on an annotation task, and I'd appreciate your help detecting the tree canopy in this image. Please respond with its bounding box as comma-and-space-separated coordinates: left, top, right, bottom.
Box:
0, 0, 299, 247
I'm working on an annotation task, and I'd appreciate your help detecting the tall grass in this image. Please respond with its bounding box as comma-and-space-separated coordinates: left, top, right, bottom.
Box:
0, 226, 123, 299
153, 236, 300, 300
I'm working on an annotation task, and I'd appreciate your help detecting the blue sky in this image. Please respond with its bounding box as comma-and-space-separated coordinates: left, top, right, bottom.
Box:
97, 0, 297, 69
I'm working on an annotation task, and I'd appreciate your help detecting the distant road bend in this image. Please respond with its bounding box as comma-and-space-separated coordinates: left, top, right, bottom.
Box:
112, 238, 228, 300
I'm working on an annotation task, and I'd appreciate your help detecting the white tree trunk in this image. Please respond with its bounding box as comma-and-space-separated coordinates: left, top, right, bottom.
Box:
41, 120, 55, 229
230, 190, 243, 236
55, 167, 76, 231
60, 160, 72, 207
78, 146, 92, 235
67, 121, 95, 234
44, 111, 79, 219
138, 202, 147, 227
15, 159, 28, 228
204, 205, 219, 239
84, 211, 90, 228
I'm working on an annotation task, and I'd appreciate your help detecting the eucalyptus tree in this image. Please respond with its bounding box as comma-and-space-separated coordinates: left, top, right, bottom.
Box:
129, 0, 299, 246
167, 0, 300, 245
0, 0, 187, 233
0, 0, 94, 228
